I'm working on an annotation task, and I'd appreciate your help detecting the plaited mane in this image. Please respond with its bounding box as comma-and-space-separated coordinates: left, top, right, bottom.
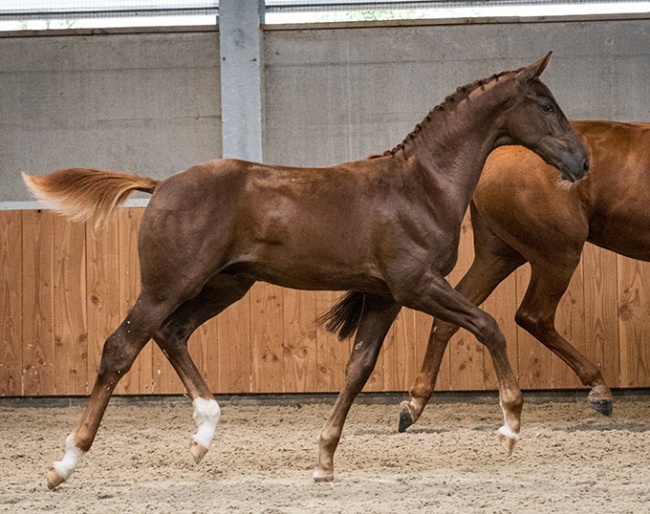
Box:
386, 69, 517, 157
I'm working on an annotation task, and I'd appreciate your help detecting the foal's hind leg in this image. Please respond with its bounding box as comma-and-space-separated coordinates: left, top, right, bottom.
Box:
393, 272, 524, 455
314, 295, 401, 482
516, 261, 613, 416
47, 292, 181, 489
399, 249, 524, 432
153, 274, 254, 463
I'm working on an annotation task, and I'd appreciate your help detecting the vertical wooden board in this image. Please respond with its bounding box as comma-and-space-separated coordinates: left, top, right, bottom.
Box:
250, 283, 284, 392
86, 212, 121, 392
314, 291, 349, 392
282, 289, 318, 393
552, 257, 586, 389
0, 211, 23, 396
115, 208, 153, 395
617, 255, 650, 387
53, 216, 88, 395
481, 272, 519, 390
218, 295, 252, 393
583, 244, 620, 388
22, 210, 55, 396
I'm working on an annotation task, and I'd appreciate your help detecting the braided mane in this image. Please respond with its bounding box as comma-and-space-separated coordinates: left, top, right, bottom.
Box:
386, 68, 517, 157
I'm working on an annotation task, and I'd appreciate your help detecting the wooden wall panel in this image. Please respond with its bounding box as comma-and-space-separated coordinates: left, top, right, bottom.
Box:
0, 211, 22, 395
314, 291, 349, 392
282, 289, 318, 393
86, 210, 121, 392
250, 283, 285, 392
22, 210, 55, 396
617, 255, 650, 387
217, 296, 252, 393
6, 208, 650, 397
52, 216, 87, 395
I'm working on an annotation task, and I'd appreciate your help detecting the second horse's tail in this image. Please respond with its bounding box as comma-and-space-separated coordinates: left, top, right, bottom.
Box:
22, 168, 159, 233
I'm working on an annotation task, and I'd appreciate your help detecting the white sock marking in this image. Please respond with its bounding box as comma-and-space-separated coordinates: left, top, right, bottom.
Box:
498, 399, 520, 440
192, 398, 221, 449
52, 434, 85, 480
498, 425, 520, 440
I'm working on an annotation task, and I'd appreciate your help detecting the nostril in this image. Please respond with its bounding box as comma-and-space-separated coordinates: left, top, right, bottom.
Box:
582, 158, 590, 172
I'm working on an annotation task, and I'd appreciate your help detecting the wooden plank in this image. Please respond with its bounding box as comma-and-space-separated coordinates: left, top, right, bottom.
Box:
86, 210, 121, 392
22, 210, 55, 396
250, 283, 284, 392
218, 294, 252, 393
583, 244, 620, 388
314, 291, 350, 393
0, 211, 23, 396
282, 289, 318, 393
617, 255, 650, 387
52, 216, 87, 395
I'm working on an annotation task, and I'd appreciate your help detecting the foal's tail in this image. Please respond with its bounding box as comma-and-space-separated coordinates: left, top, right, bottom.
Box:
317, 291, 365, 340
22, 168, 159, 233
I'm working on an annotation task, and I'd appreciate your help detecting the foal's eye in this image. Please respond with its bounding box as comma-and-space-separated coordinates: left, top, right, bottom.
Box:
541, 103, 555, 114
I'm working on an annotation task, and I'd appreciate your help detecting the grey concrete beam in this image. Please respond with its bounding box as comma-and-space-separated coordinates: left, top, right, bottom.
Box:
219, 0, 265, 162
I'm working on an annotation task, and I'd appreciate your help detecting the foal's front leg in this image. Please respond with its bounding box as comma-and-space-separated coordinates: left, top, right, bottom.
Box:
314, 295, 401, 482
394, 272, 524, 454
399, 251, 522, 432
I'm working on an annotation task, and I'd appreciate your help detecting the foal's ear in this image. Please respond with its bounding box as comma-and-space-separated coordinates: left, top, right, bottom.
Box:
517, 51, 552, 82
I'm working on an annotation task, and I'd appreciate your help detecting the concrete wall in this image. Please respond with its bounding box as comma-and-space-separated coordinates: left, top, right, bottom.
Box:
263, 18, 650, 167
1, 17, 648, 201
0, 30, 221, 203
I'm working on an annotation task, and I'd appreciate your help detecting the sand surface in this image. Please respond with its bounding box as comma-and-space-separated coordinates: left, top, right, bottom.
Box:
1, 397, 649, 513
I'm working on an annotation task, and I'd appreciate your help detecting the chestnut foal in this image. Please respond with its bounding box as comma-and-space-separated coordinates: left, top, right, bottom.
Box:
24, 53, 587, 489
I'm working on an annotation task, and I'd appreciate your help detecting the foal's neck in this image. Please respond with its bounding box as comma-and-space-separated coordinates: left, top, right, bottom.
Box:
405, 74, 516, 214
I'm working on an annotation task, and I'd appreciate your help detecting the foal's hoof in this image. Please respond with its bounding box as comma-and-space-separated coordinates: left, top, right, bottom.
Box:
46, 468, 65, 490
589, 399, 613, 417
398, 401, 415, 433
498, 426, 519, 456
190, 440, 209, 464
499, 434, 518, 456
313, 467, 334, 483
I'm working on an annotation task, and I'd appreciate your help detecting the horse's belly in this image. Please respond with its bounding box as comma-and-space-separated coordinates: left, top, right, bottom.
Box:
222, 260, 389, 294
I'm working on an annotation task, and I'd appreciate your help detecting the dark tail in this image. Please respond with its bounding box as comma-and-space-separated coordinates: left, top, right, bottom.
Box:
317, 291, 365, 340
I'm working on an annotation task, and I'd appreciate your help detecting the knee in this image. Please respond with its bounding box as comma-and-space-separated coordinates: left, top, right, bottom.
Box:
515, 308, 552, 338
474, 315, 505, 349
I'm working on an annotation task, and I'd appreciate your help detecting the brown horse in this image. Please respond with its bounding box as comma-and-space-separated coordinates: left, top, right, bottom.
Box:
397, 119, 650, 432
23, 54, 588, 489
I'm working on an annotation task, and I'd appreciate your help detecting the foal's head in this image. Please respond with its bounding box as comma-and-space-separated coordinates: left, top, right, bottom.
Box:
501, 52, 589, 182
